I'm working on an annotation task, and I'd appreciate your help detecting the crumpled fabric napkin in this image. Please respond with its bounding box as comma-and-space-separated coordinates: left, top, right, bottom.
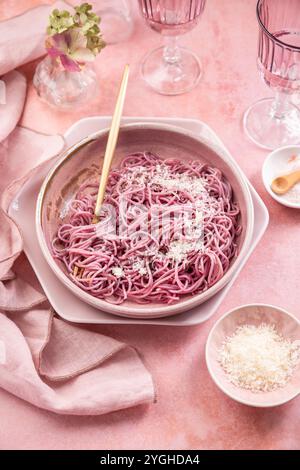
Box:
0, 7, 155, 415
0, 2, 70, 76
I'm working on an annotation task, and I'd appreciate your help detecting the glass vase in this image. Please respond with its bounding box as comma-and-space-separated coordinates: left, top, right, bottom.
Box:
33, 55, 97, 109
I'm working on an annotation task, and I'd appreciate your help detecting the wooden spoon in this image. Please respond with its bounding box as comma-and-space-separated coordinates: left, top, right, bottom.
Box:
74, 64, 130, 277
271, 169, 300, 195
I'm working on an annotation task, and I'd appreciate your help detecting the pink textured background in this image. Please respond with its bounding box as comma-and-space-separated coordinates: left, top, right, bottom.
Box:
1, 0, 300, 450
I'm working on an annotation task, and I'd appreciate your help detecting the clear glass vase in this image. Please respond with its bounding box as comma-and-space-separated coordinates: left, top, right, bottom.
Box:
33, 55, 97, 109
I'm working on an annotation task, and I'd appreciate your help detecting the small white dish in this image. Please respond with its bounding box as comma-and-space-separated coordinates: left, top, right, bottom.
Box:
206, 303, 300, 407
262, 145, 300, 209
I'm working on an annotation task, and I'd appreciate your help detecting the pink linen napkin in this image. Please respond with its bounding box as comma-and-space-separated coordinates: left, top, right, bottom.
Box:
0, 1, 70, 76
0, 8, 155, 415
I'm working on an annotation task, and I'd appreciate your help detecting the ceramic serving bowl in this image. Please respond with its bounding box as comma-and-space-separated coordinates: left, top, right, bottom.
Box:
262, 145, 300, 209
36, 122, 254, 319
206, 304, 300, 407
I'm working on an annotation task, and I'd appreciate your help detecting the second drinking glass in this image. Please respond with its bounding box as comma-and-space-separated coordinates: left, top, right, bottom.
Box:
244, 0, 300, 149
137, 0, 206, 95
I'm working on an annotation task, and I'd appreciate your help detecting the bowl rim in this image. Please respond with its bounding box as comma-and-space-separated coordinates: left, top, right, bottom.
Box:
36, 121, 254, 318
262, 144, 300, 210
205, 302, 300, 407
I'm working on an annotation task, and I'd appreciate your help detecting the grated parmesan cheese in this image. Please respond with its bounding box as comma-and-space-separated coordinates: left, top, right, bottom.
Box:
125, 163, 208, 197
151, 164, 207, 197
167, 239, 204, 262
219, 324, 300, 392
123, 163, 213, 263
112, 266, 124, 278
132, 260, 147, 275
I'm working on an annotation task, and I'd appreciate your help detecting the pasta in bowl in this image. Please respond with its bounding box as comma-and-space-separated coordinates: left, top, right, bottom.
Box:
36, 123, 254, 318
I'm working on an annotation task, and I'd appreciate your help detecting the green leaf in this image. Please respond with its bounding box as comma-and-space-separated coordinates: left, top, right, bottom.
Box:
47, 2, 105, 55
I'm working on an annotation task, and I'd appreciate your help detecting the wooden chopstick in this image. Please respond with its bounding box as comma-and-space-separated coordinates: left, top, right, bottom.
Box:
74, 64, 130, 278
92, 64, 130, 223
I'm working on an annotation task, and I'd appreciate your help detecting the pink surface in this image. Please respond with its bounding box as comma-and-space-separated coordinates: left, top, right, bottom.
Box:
1, 0, 300, 450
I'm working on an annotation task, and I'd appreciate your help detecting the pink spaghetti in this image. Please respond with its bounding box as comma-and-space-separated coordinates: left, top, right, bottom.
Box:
52, 152, 241, 304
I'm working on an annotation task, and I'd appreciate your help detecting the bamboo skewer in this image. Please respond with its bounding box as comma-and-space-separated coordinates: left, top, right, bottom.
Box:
74, 64, 130, 278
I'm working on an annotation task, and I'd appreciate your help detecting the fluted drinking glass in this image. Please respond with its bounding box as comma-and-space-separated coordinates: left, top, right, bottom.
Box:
244, 0, 300, 149
137, 0, 206, 95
